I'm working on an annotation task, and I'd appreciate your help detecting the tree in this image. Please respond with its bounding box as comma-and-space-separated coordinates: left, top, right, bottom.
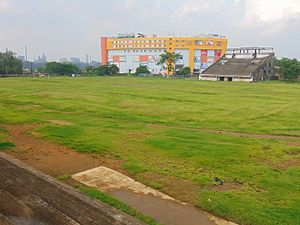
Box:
135, 65, 150, 75
157, 51, 181, 75
85, 66, 97, 73
97, 64, 119, 76
44, 62, 80, 75
275, 58, 300, 80
0, 51, 22, 76
176, 67, 191, 76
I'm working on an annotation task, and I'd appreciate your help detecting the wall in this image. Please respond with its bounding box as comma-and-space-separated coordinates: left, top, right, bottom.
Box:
199, 75, 254, 82
101, 36, 228, 74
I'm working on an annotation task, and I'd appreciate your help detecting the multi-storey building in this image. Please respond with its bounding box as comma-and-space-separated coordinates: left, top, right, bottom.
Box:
100, 33, 228, 75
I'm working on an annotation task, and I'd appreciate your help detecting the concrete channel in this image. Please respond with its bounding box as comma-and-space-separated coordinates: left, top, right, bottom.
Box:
0, 152, 144, 225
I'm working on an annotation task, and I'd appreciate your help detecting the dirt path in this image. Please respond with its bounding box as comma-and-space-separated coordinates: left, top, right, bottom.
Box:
3, 124, 122, 178
147, 124, 300, 140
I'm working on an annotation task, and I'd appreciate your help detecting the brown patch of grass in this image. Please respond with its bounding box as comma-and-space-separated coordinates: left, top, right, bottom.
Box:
126, 132, 152, 139
138, 172, 200, 204
48, 120, 72, 126
210, 182, 243, 192
279, 158, 300, 169
253, 156, 300, 170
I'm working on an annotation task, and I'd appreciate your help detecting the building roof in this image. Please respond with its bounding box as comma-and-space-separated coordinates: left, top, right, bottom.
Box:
202, 55, 273, 77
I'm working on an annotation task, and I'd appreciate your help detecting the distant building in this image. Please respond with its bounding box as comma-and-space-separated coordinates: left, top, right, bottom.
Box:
200, 47, 275, 82
90, 60, 101, 67
59, 58, 68, 63
71, 57, 81, 64
100, 33, 228, 74
17, 55, 25, 62
35, 53, 47, 64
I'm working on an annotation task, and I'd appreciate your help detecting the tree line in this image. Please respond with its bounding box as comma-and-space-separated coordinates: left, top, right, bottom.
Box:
274, 58, 300, 80
1, 51, 299, 79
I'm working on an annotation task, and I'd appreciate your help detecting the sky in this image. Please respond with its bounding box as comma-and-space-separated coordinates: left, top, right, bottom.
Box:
0, 0, 299, 62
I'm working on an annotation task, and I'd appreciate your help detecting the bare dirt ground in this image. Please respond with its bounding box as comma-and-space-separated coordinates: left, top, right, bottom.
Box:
3, 124, 122, 178
48, 120, 73, 126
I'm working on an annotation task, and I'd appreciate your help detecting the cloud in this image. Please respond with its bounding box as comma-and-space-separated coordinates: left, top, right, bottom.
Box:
0, 0, 10, 11
171, 0, 227, 22
244, 0, 300, 22
237, 0, 300, 36
171, 0, 300, 35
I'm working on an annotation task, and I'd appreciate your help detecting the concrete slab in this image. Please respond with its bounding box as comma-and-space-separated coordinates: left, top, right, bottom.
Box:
72, 166, 175, 201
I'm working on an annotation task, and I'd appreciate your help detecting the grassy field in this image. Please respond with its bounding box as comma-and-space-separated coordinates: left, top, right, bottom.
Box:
0, 77, 299, 225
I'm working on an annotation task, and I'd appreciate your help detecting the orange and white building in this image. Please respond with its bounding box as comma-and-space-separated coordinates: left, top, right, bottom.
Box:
100, 33, 228, 74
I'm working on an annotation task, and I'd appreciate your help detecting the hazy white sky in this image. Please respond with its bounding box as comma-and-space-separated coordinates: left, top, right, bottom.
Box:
0, 0, 299, 61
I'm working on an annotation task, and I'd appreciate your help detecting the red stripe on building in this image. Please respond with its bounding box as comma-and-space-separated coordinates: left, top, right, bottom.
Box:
200, 50, 208, 63
214, 50, 222, 62
101, 37, 108, 65
139, 55, 149, 62
113, 56, 120, 63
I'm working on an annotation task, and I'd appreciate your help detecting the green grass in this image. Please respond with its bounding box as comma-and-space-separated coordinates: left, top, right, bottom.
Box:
0, 141, 15, 150
79, 186, 161, 225
57, 174, 71, 181
0, 77, 299, 225
0, 127, 15, 150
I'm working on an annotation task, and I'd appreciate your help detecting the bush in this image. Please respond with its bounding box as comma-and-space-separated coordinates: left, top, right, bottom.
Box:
44, 62, 80, 75
97, 64, 119, 76
135, 65, 150, 75
176, 67, 191, 76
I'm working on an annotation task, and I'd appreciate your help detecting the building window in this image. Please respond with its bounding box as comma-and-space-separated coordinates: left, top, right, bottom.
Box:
206, 40, 214, 46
